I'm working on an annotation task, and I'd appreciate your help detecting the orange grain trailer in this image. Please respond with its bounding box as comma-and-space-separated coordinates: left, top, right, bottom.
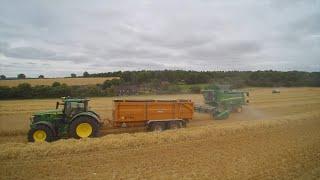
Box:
111, 99, 194, 131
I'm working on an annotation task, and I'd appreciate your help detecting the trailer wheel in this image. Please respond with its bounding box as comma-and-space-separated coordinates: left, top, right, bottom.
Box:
28, 125, 54, 142
150, 122, 165, 132
70, 116, 99, 139
181, 120, 187, 128
168, 121, 182, 130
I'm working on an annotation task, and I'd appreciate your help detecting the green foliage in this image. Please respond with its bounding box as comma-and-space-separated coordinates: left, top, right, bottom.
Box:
32, 85, 51, 98
38, 75, 44, 79
52, 82, 61, 87
160, 85, 182, 94
102, 79, 122, 89
94, 70, 318, 87
13, 83, 32, 98
48, 83, 71, 97
189, 86, 201, 93
246, 70, 317, 87
0, 70, 319, 99
0, 86, 11, 99
0, 83, 109, 99
70, 73, 77, 78
83, 71, 89, 77
17, 73, 26, 79
0, 75, 6, 79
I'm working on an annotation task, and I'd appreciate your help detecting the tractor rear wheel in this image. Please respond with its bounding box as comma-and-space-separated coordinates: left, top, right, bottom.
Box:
70, 116, 99, 139
28, 125, 54, 142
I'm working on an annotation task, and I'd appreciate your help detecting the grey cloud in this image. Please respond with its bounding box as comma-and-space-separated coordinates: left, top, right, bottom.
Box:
0, 41, 9, 52
88, 60, 170, 72
2, 46, 56, 60
0, 0, 319, 77
138, 33, 214, 49
187, 41, 262, 60
0, 43, 92, 64
290, 12, 320, 35
103, 47, 170, 59
108, 60, 167, 69
0, 63, 17, 68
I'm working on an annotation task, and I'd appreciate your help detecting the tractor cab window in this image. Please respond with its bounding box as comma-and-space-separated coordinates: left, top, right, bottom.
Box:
64, 102, 85, 117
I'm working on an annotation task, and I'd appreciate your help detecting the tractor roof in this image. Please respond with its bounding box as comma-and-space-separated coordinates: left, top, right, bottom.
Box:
61, 97, 89, 102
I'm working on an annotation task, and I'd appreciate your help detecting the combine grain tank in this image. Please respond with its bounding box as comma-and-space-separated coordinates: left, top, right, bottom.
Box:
111, 99, 194, 131
195, 85, 249, 120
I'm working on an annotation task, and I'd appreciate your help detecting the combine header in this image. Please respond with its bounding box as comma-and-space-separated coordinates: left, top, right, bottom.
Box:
195, 85, 249, 120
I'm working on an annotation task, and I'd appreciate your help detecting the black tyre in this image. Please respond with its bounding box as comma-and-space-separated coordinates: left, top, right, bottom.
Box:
168, 121, 182, 130
181, 120, 187, 128
69, 116, 99, 139
28, 124, 54, 142
150, 122, 166, 132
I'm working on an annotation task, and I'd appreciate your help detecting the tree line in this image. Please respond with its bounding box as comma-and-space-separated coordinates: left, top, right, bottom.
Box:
0, 82, 112, 99
0, 70, 319, 99
0, 73, 76, 79
88, 70, 320, 87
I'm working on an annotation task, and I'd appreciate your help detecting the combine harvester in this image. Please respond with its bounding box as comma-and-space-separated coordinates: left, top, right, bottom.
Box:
195, 85, 249, 120
28, 97, 194, 142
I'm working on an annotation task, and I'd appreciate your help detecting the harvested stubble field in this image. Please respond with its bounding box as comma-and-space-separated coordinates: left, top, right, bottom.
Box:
0, 77, 118, 87
0, 88, 320, 179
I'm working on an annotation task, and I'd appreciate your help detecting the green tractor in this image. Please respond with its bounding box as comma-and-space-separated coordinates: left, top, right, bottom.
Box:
195, 85, 249, 120
28, 97, 102, 142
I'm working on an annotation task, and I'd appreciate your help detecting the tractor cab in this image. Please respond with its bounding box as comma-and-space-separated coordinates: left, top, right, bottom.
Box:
56, 97, 89, 117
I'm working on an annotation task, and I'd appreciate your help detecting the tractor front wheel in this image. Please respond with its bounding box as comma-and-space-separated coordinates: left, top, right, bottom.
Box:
70, 116, 99, 139
28, 125, 54, 142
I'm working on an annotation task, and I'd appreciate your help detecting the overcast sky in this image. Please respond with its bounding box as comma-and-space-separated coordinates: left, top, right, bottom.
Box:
0, 0, 319, 77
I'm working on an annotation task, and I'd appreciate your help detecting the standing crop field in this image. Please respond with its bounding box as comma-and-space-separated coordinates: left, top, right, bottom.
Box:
0, 77, 119, 87
0, 88, 320, 179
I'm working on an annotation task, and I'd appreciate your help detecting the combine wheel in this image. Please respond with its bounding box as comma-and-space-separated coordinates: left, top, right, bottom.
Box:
150, 122, 165, 132
70, 116, 99, 139
28, 124, 54, 142
168, 121, 182, 130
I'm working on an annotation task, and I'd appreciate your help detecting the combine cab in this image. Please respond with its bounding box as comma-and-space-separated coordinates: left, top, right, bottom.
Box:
195, 85, 249, 120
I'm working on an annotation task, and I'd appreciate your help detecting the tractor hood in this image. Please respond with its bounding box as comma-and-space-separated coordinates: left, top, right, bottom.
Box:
33, 109, 63, 116
30, 109, 63, 125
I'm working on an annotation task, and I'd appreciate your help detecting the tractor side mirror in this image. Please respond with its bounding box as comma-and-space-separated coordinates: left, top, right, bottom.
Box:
56, 102, 59, 109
